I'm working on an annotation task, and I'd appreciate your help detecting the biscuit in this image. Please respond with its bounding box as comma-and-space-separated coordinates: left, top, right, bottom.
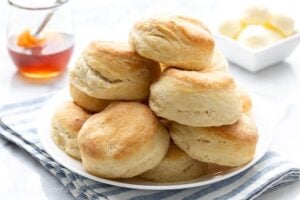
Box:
170, 114, 258, 167
78, 102, 170, 178
149, 68, 242, 127
129, 14, 215, 71
163, 49, 228, 72
139, 142, 207, 182
51, 102, 91, 160
70, 84, 112, 113
70, 41, 160, 100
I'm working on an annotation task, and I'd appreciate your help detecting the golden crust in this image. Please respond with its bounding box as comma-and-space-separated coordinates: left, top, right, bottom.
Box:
69, 84, 112, 113
170, 114, 258, 167
149, 16, 212, 44
129, 14, 215, 71
79, 102, 162, 160
51, 102, 91, 160
84, 41, 159, 77
163, 49, 228, 72
200, 115, 258, 144
52, 102, 91, 137
163, 68, 235, 90
70, 41, 160, 100
87, 41, 133, 57
149, 68, 242, 127
78, 102, 170, 178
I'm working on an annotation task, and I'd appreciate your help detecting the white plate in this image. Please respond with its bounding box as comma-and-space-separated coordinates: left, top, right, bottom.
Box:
38, 89, 279, 190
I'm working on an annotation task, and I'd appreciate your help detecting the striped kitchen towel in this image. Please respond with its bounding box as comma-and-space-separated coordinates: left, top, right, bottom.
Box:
0, 94, 299, 200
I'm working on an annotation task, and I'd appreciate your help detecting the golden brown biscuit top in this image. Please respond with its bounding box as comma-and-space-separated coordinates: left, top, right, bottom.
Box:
133, 15, 214, 46
53, 102, 91, 136
202, 115, 258, 144
78, 102, 160, 160
83, 41, 159, 73
79, 41, 160, 84
85, 41, 136, 58
172, 115, 258, 144
162, 68, 235, 90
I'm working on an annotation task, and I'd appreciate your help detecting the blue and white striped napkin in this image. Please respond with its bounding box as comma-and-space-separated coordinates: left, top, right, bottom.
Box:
0, 94, 300, 200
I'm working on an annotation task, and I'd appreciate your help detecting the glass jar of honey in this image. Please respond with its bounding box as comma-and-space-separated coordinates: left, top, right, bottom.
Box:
7, 0, 74, 79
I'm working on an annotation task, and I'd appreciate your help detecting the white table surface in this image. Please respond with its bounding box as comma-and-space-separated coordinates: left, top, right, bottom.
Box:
1, 0, 300, 199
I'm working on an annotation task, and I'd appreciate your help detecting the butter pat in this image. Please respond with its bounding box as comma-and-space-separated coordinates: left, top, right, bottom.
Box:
241, 6, 271, 25
270, 13, 295, 36
218, 19, 243, 38
236, 25, 283, 49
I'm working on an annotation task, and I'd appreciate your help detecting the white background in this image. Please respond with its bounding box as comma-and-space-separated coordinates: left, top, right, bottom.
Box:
0, 0, 300, 199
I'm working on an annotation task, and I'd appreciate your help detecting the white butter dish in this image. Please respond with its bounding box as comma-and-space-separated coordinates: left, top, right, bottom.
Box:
214, 32, 300, 72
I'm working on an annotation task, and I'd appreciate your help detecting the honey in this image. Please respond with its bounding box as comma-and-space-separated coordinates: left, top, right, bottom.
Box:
8, 32, 74, 78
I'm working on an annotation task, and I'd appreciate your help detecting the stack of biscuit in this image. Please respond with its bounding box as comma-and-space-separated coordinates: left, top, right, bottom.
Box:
51, 14, 258, 182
